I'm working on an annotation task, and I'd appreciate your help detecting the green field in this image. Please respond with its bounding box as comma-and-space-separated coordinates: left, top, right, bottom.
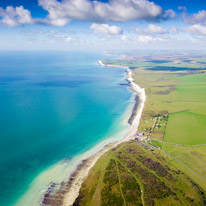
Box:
163, 144, 206, 179
164, 111, 206, 145
175, 73, 206, 103
149, 141, 206, 180
163, 73, 206, 145
131, 69, 206, 145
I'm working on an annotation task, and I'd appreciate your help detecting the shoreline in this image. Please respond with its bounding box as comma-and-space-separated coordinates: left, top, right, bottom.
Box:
42, 60, 146, 206
98, 60, 146, 134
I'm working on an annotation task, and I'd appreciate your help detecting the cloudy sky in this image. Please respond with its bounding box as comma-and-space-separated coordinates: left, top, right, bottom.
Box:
0, 0, 206, 50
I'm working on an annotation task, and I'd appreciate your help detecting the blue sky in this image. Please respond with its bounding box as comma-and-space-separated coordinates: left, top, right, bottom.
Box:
0, 0, 206, 50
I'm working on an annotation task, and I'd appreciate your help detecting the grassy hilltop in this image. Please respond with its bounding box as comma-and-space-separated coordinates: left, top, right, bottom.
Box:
73, 53, 206, 206
74, 142, 206, 206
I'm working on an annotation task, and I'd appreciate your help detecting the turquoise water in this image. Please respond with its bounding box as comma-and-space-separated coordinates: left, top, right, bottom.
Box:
0, 51, 133, 206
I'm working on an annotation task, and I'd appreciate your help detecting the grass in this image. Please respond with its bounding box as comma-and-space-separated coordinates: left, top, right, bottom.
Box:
148, 141, 206, 187
132, 70, 206, 144
74, 142, 206, 206
129, 65, 206, 190
149, 140, 162, 149
164, 111, 206, 145
132, 68, 206, 187
175, 73, 206, 103
162, 144, 206, 179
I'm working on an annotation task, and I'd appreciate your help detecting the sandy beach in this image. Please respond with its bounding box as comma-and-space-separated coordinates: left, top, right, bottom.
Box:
41, 60, 146, 206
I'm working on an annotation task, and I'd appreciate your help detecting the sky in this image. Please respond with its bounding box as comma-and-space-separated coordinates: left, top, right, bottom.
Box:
0, 0, 206, 50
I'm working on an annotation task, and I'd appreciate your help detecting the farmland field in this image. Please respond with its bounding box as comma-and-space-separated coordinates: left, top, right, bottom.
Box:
164, 111, 206, 145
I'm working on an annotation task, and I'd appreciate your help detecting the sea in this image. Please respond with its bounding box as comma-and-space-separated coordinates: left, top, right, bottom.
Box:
0, 51, 135, 206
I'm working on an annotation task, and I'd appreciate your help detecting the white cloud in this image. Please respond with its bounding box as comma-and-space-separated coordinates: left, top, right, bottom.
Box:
38, 0, 172, 26
121, 35, 128, 41
137, 35, 165, 43
65, 36, 72, 42
147, 24, 167, 34
136, 24, 167, 35
90, 23, 122, 36
192, 10, 206, 24
185, 24, 206, 36
179, 7, 206, 25
0, 6, 34, 26
164, 9, 176, 19
0, 0, 175, 27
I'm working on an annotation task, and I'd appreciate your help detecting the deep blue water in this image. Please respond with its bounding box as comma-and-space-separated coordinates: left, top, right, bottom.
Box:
0, 51, 133, 206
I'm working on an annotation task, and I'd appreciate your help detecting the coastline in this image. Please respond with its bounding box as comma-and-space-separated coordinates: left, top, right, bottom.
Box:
42, 60, 146, 206
98, 60, 146, 138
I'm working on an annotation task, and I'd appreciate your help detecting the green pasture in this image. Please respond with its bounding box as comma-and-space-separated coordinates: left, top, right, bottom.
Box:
162, 144, 206, 179
164, 111, 206, 145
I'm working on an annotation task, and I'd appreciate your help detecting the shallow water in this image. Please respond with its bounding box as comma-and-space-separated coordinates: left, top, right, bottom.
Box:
0, 51, 133, 206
